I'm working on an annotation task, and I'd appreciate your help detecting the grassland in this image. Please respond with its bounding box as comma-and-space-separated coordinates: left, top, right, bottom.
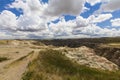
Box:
0, 38, 120, 80
22, 49, 120, 80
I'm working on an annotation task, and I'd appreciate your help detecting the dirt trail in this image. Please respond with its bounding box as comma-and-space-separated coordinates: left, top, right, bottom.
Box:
0, 40, 46, 80
0, 50, 39, 80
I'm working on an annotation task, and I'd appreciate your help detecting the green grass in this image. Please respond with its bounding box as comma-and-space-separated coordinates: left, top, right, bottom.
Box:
0, 57, 9, 62
22, 49, 120, 80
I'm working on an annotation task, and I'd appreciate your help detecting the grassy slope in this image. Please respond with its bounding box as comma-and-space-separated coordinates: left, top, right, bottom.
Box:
22, 49, 120, 80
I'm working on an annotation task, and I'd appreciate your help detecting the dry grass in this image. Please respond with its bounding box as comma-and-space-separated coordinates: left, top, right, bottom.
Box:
0, 40, 8, 45
107, 43, 120, 47
22, 49, 120, 80
99, 43, 120, 48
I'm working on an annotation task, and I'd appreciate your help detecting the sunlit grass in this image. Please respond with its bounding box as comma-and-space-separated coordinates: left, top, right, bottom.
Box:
22, 49, 120, 80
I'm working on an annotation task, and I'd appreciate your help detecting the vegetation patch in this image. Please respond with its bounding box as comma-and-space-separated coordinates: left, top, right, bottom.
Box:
22, 49, 120, 80
0, 57, 9, 62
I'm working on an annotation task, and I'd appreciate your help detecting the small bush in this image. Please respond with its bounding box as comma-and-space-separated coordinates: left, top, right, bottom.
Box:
0, 57, 9, 62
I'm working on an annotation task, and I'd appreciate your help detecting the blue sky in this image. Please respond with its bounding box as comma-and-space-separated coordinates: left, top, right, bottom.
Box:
0, 0, 23, 16
0, 0, 120, 39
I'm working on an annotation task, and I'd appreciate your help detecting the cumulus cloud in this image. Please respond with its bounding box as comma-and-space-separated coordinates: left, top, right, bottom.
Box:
72, 24, 120, 37
9, 0, 46, 16
0, 10, 17, 31
0, 0, 120, 39
111, 18, 120, 27
76, 16, 89, 28
101, 0, 120, 12
91, 14, 112, 23
44, 0, 85, 16
49, 17, 76, 36
0, 0, 52, 39
6, 0, 49, 32
48, 15, 120, 38
17, 15, 47, 32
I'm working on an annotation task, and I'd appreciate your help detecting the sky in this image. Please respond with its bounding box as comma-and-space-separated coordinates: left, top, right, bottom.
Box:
0, 0, 120, 39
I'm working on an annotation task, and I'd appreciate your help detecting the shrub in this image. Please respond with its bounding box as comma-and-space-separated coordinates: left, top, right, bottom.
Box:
0, 57, 9, 62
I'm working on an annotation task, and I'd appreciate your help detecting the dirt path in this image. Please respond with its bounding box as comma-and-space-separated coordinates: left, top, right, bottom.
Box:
0, 49, 39, 80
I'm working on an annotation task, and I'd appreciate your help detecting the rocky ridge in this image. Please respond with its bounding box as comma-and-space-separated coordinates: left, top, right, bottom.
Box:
62, 46, 119, 71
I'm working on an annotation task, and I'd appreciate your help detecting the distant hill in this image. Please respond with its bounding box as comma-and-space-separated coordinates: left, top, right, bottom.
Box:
33, 37, 120, 48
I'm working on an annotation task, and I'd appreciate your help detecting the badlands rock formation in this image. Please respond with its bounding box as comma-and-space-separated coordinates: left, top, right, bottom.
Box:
63, 46, 119, 71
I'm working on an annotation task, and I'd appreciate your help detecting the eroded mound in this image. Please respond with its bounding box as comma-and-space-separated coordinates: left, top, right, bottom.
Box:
64, 46, 119, 71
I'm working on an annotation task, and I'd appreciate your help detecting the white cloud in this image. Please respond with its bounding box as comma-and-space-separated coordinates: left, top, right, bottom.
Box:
0, 0, 119, 39
6, 0, 50, 32
0, 10, 17, 31
75, 16, 89, 28
90, 14, 112, 23
111, 18, 120, 27
86, 0, 101, 5
72, 24, 120, 37
49, 17, 76, 36
48, 15, 120, 38
0, 0, 52, 39
101, 0, 120, 12
44, 0, 85, 16
9, 0, 47, 16
17, 15, 47, 32
0, 31, 14, 39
